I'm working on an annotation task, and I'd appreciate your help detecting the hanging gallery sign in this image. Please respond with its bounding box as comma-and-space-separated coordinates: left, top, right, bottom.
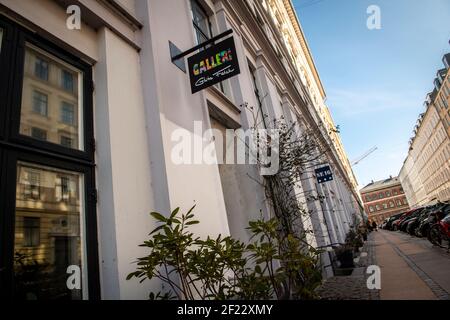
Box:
187, 36, 241, 94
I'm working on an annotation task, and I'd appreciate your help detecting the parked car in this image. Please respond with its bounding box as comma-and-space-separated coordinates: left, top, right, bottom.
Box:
399, 208, 423, 232
416, 209, 436, 237
393, 209, 419, 231
406, 216, 420, 235
406, 207, 430, 235
385, 212, 405, 231
417, 203, 450, 238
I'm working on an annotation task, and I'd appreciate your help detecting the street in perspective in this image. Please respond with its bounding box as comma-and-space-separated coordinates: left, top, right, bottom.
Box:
0, 0, 448, 306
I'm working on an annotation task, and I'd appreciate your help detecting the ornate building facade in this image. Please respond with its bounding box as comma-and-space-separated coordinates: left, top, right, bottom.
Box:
360, 176, 410, 224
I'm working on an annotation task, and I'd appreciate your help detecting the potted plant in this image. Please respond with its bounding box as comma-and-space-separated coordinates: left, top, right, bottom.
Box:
334, 245, 355, 269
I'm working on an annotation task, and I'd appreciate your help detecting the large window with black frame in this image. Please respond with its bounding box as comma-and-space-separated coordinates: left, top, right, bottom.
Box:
0, 15, 100, 300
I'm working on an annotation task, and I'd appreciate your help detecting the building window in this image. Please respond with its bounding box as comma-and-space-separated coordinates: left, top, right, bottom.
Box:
16, 163, 85, 299
396, 199, 402, 206
23, 217, 40, 247
31, 127, 47, 141
379, 192, 384, 199
32, 91, 48, 116
22, 170, 40, 200
0, 17, 99, 299
376, 204, 381, 211
402, 198, 408, 205
369, 206, 374, 213
191, 0, 212, 45
386, 191, 391, 197
440, 94, 448, 109
60, 136, 73, 148
389, 201, 394, 208
383, 203, 388, 209
249, 64, 270, 129
20, 44, 83, 150
34, 56, 48, 81
62, 70, 74, 92
56, 175, 71, 202
61, 102, 75, 125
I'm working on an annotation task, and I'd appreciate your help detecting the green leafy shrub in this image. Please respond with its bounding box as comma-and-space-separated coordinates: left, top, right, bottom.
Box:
345, 229, 364, 252
127, 206, 322, 300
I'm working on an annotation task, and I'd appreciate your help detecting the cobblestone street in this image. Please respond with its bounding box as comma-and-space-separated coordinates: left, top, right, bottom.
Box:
317, 230, 450, 300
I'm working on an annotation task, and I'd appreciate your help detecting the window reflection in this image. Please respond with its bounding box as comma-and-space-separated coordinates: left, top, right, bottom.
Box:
20, 44, 84, 150
14, 162, 86, 300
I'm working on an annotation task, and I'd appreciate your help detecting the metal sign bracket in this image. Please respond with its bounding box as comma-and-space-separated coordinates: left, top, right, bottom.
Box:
169, 29, 233, 74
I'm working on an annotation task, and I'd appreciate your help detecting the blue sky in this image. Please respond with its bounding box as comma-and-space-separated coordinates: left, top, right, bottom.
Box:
293, 0, 450, 188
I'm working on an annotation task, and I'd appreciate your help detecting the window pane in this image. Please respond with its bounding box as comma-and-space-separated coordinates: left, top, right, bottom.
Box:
60, 136, 73, 148
23, 217, 40, 247
62, 70, 74, 92
20, 44, 84, 151
33, 91, 48, 116
191, 0, 211, 44
61, 102, 75, 125
31, 127, 47, 141
15, 162, 87, 300
35, 57, 48, 81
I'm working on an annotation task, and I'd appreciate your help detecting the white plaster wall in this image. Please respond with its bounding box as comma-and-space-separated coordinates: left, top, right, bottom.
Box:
0, 0, 98, 60
94, 28, 156, 300
115, 0, 136, 15
214, 10, 278, 242
144, 0, 231, 239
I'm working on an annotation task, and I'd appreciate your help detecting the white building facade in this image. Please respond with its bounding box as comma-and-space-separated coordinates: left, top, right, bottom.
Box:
0, 0, 363, 300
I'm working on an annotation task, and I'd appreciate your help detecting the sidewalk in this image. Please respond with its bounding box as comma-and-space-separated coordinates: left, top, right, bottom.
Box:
376, 230, 450, 300
374, 231, 436, 299
315, 232, 380, 300
316, 230, 450, 300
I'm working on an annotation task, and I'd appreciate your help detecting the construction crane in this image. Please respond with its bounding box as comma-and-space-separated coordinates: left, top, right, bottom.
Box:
351, 146, 378, 166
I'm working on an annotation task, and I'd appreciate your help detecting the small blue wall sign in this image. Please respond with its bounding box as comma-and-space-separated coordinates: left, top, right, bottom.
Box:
315, 165, 333, 184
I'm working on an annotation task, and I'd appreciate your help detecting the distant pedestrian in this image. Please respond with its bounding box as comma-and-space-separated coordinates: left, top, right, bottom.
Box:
372, 221, 378, 231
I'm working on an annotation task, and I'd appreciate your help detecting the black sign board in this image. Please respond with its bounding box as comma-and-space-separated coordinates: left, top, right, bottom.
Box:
315, 165, 333, 184
188, 36, 240, 94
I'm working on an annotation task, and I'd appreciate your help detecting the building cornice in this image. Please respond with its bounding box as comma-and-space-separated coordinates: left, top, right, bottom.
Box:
282, 0, 326, 99
360, 183, 402, 194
